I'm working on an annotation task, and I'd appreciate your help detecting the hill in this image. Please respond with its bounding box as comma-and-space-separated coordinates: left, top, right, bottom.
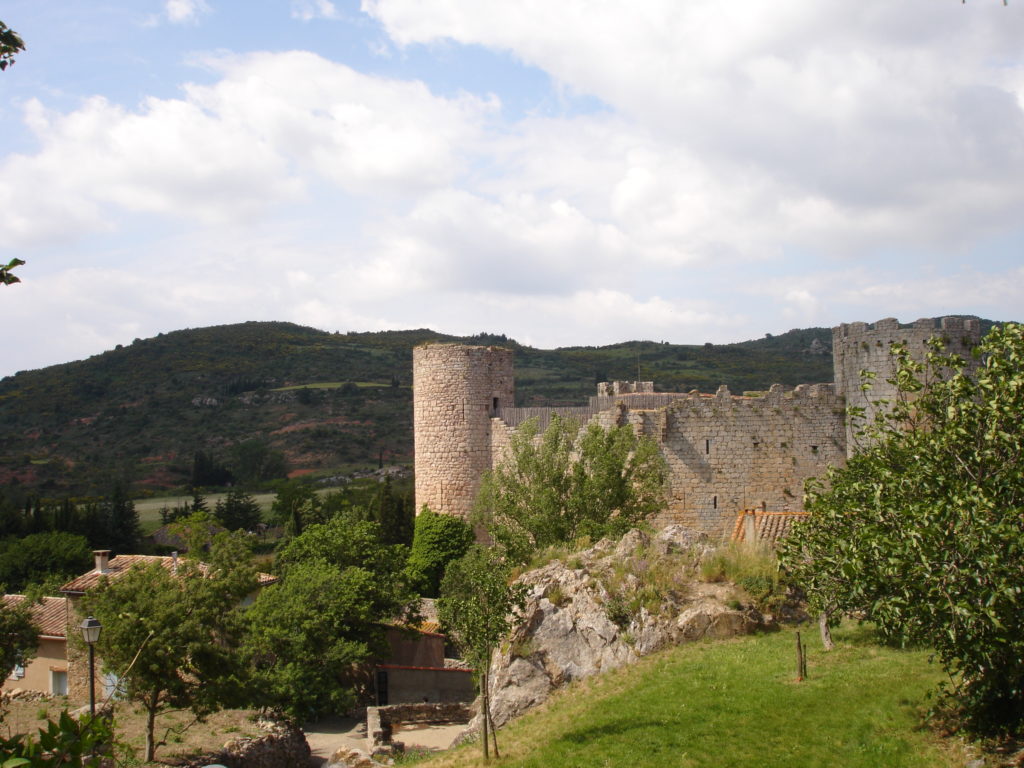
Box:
423, 623, 971, 768
0, 318, 989, 496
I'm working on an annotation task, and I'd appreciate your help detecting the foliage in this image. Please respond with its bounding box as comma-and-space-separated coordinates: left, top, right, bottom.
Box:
1, 257, 25, 285
0, 532, 91, 593
0, 596, 37, 682
373, 476, 414, 547
406, 506, 475, 598
229, 439, 288, 486
213, 487, 263, 532
779, 323, 1024, 734
80, 535, 257, 761
438, 545, 527, 761
0, 711, 114, 767
475, 417, 668, 562
700, 542, 785, 612
245, 513, 415, 718
0, 21, 23, 72
270, 481, 323, 536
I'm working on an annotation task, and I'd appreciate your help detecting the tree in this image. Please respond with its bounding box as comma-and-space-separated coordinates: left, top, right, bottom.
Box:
0, 597, 37, 682
438, 546, 527, 760
779, 323, 1024, 733
475, 416, 668, 562
81, 535, 257, 761
271, 480, 323, 536
0, 21, 24, 72
405, 506, 475, 598
244, 514, 415, 717
373, 476, 414, 547
0, 531, 92, 593
229, 439, 289, 485
214, 487, 263, 532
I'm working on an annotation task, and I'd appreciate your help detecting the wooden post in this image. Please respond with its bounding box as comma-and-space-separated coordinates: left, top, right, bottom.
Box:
795, 631, 804, 682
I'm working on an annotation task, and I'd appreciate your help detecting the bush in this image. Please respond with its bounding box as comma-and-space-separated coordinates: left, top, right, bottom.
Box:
405, 506, 475, 598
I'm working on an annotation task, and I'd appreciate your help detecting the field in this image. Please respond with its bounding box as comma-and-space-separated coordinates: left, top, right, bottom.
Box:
418, 624, 978, 768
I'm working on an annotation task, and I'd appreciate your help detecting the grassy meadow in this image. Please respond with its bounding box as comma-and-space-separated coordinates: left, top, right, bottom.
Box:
419, 624, 975, 768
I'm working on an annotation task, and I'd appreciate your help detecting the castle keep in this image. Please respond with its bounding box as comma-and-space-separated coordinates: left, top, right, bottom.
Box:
414, 317, 981, 538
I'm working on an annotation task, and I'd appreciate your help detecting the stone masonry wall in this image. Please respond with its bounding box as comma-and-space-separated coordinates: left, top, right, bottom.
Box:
413, 345, 514, 519
833, 317, 981, 455
629, 383, 845, 537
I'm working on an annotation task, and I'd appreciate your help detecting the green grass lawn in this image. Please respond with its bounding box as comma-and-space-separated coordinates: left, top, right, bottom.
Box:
424, 624, 974, 768
133, 492, 278, 533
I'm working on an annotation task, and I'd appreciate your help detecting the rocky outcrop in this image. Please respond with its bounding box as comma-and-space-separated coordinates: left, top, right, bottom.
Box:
181, 719, 310, 768
472, 527, 771, 732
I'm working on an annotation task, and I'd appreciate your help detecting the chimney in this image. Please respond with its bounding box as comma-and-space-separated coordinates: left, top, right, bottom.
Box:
171, 551, 178, 575
94, 550, 111, 574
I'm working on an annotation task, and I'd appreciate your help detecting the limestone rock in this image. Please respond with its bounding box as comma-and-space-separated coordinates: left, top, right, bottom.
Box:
463, 528, 769, 734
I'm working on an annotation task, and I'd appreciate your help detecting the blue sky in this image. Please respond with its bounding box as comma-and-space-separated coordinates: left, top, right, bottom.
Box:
1, 0, 1022, 377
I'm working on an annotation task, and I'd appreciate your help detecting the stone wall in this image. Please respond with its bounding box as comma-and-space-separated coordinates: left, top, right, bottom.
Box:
833, 316, 981, 455
415, 317, 980, 538
413, 345, 514, 519
183, 723, 311, 768
367, 702, 472, 753
632, 383, 845, 536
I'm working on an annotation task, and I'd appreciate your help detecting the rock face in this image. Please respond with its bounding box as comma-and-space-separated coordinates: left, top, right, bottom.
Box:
473, 527, 771, 732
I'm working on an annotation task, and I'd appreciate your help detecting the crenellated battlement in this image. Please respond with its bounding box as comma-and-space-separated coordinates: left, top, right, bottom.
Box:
832, 317, 981, 455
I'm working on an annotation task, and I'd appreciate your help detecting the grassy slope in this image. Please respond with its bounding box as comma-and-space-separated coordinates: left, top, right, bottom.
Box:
424, 625, 972, 768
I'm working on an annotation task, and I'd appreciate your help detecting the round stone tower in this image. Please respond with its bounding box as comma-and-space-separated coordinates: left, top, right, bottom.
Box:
832, 316, 981, 455
413, 344, 515, 519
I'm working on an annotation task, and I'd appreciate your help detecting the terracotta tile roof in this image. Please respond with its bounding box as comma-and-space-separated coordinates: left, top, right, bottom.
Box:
2, 595, 68, 639
60, 554, 277, 595
731, 511, 809, 546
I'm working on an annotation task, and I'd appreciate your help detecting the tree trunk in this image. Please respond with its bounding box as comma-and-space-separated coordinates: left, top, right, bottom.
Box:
481, 670, 490, 761
488, 693, 500, 758
819, 610, 835, 651
145, 700, 158, 762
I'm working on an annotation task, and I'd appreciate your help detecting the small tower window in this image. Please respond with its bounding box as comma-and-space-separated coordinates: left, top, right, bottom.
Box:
712, 495, 718, 510
705, 439, 710, 455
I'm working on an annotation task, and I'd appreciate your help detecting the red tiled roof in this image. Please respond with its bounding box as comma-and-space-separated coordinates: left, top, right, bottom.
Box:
731, 511, 809, 545
2, 595, 68, 639
60, 554, 277, 595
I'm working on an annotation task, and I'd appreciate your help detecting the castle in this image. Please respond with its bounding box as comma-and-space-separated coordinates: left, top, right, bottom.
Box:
413, 317, 981, 538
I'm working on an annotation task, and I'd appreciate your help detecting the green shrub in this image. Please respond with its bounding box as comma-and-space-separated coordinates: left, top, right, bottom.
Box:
700, 542, 783, 611
405, 506, 475, 598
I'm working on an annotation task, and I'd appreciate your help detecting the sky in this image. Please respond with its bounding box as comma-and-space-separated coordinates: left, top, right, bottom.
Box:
1, 0, 1023, 378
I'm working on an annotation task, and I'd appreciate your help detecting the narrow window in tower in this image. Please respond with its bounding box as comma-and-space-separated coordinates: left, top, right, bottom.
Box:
713, 495, 718, 510
705, 439, 710, 455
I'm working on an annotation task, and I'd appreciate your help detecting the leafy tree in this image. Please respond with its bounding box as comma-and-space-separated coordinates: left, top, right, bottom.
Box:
214, 487, 263, 532
244, 514, 414, 717
438, 546, 527, 760
0, 531, 92, 593
271, 481, 323, 536
190, 450, 234, 488
0, 596, 37, 682
475, 416, 668, 562
780, 323, 1024, 733
229, 439, 289, 485
105, 482, 141, 554
373, 476, 414, 547
81, 534, 257, 761
0, 21, 24, 72
405, 506, 475, 598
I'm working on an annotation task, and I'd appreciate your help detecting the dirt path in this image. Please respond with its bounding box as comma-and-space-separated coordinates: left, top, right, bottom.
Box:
302, 716, 467, 765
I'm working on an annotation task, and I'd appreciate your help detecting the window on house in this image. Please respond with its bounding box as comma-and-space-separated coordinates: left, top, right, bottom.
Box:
9, 663, 25, 681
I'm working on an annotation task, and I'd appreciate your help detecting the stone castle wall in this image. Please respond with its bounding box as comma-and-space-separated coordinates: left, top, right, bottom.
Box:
832, 316, 980, 455
413, 344, 514, 519
414, 317, 978, 536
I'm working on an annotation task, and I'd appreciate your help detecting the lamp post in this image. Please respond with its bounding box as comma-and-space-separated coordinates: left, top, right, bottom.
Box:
80, 616, 102, 716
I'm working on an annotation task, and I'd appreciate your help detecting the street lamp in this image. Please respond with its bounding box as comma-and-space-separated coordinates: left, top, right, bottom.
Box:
80, 616, 102, 716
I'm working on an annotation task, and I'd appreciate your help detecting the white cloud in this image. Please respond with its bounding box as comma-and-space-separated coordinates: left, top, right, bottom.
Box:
0, 52, 495, 248
291, 0, 342, 21
164, 0, 210, 24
